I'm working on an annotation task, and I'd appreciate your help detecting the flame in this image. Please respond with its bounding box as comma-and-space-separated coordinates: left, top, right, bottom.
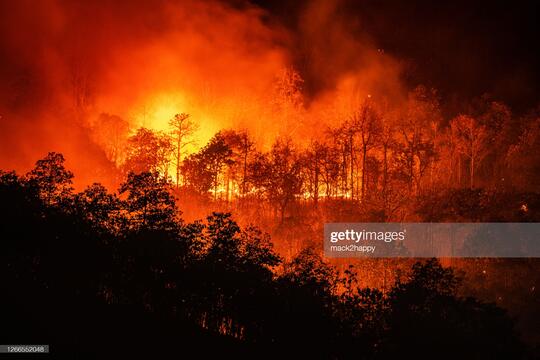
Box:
0, 0, 406, 188
128, 91, 219, 155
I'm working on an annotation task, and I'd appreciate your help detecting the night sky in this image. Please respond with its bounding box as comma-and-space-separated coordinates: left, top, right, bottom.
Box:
255, 0, 540, 114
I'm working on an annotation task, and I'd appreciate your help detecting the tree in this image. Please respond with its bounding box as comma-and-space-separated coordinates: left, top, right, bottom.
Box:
378, 110, 402, 220
182, 132, 233, 199
300, 141, 324, 205
396, 86, 440, 194
319, 141, 341, 199
341, 119, 357, 199
350, 101, 381, 201
74, 183, 120, 232
280, 247, 337, 294
119, 172, 177, 231
274, 247, 339, 357
168, 113, 198, 188
181, 153, 214, 195
124, 128, 173, 176
450, 115, 488, 188
186, 213, 281, 339
272, 67, 305, 136
327, 126, 351, 198
92, 113, 130, 167
2, 152, 531, 358
480, 101, 515, 187
25, 152, 74, 205
506, 116, 540, 190
250, 138, 302, 222
385, 259, 523, 359
219, 129, 255, 199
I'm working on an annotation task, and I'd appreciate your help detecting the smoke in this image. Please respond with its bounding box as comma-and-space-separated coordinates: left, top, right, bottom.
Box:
0, 0, 405, 187
295, 0, 405, 138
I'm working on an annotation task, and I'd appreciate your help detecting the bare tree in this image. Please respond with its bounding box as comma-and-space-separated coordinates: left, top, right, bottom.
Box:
450, 115, 488, 188
397, 86, 440, 194
350, 101, 381, 201
220, 130, 255, 199
169, 113, 198, 188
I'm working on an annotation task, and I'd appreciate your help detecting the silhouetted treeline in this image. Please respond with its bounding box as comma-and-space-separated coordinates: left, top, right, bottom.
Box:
0, 153, 532, 358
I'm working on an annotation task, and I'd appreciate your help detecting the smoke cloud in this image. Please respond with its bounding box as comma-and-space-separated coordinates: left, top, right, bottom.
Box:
0, 0, 404, 187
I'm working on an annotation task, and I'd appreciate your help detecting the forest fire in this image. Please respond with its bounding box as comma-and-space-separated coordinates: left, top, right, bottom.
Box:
1, 0, 540, 358
0, 0, 408, 190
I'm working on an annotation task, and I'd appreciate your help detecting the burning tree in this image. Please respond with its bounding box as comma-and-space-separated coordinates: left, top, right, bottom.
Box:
350, 100, 382, 202
219, 129, 256, 199
119, 171, 177, 231
395, 86, 440, 194
182, 132, 234, 200
25, 152, 74, 206
249, 138, 303, 222
124, 128, 173, 176
450, 115, 488, 189
168, 113, 198, 188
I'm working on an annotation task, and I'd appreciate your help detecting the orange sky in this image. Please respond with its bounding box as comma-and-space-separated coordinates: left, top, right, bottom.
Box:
0, 0, 404, 189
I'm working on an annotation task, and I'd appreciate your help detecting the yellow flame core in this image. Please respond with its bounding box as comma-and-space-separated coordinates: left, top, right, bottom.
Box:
132, 91, 217, 149
125, 91, 223, 182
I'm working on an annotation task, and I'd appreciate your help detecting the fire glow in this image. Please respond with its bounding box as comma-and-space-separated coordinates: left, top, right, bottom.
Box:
0, 0, 404, 189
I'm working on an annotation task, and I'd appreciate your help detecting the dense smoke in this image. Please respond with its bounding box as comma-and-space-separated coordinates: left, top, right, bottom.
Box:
0, 0, 404, 187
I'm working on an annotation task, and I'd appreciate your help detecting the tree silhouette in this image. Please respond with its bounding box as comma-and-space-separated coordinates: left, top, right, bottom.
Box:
249, 137, 302, 222
92, 113, 130, 167
451, 115, 488, 188
169, 113, 198, 188
182, 132, 233, 200
396, 86, 440, 194
385, 259, 523, 359
124, 127, 173, 175
219, 129, 255, 200
119, 171, 177, 231
25, 152, 74, 206
0, 152, 534, 358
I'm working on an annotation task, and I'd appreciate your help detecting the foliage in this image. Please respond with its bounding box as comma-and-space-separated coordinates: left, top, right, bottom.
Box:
124, 127, 173, 175
0, 153, 531, 358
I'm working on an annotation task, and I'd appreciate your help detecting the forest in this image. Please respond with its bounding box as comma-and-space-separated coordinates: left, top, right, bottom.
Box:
2, 70, 540, 359
0, 152, 536, 358
1, 0, 540, 358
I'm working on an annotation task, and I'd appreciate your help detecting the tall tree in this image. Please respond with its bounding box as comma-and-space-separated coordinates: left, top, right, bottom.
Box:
300, 141, 326, 206
396, 86, 440, 194
378, 111, 399, 219
25, 152, 74, 206
253, 138, 302, 222
450, 115, 488, 188
169, 113, 198, 188
272, 67, 305, 136
182, 132, 233, 200
92, 113, 130, 167
75, 183, 120, 232
351, 101, 381, 201
119, 171, 177, 231
220, 130, 255, 200
124, 128, 173, 176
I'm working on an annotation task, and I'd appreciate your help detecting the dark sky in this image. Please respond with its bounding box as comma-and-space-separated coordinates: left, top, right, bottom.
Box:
255, 0, 540, 114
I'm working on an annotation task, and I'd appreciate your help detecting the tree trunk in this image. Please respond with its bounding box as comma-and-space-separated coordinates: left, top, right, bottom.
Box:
349, 134, 354, 200
314, 162, 319, 206
458, 155, 462, 188
176, 137, 182, 189
361, 143, 367, 202
242, 152, 248, 196
470, 156, 475, 189
382, 143, 388, 220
